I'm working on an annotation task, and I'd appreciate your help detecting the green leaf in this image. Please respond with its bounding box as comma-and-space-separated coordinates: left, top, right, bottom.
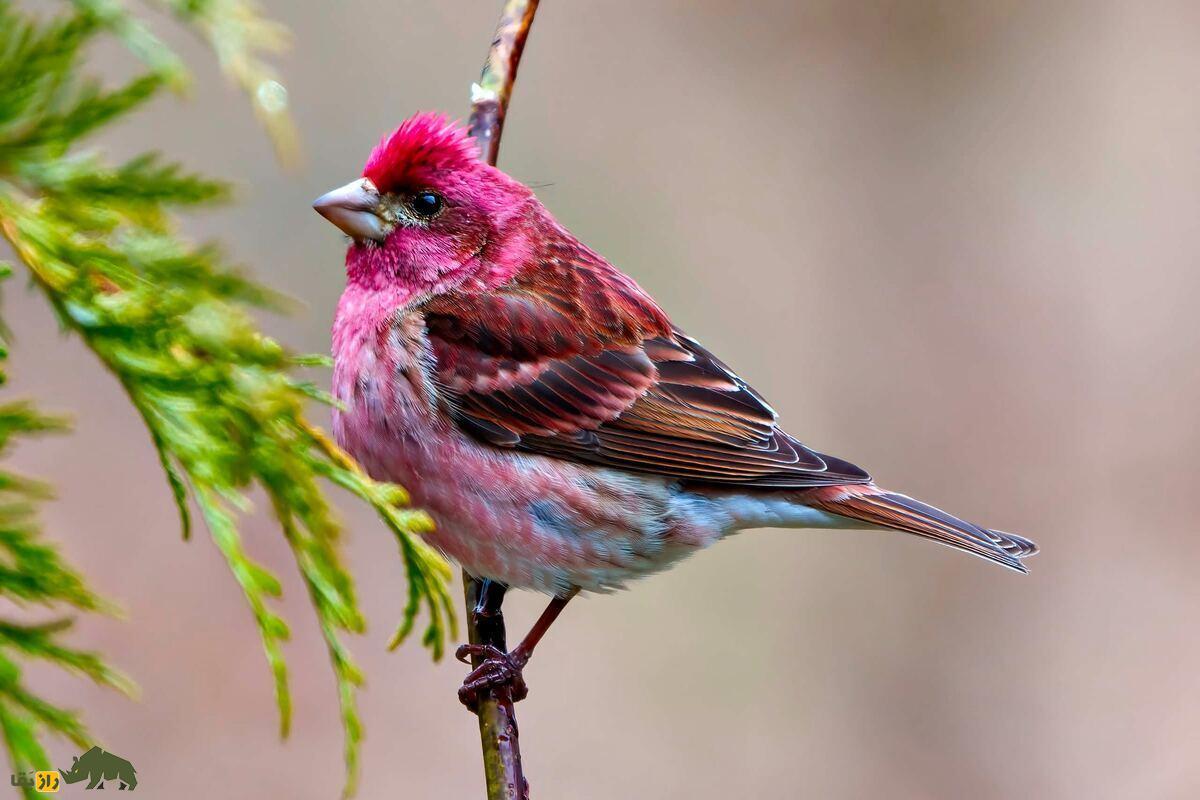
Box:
0, 289, 125, 782
0, 3, 455, 795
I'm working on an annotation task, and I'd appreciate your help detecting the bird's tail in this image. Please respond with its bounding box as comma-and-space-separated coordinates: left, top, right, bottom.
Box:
805, 485, 1038, 573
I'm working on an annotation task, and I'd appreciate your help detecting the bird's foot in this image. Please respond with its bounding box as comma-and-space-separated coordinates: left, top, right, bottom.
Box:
456, 643, 529, 711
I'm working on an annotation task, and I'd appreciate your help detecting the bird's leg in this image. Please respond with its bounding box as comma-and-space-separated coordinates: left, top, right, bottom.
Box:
457, 585, 579, 711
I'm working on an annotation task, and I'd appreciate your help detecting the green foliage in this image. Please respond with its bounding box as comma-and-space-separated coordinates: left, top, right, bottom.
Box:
0, 329, 132, 800
0, 1, 456, 796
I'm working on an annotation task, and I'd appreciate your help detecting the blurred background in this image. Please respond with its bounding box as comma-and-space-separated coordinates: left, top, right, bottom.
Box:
6, 0, 1200, 797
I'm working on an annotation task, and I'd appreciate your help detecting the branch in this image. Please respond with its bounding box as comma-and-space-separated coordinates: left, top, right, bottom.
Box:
468, 0, 541, 165
462, 3, 540, 798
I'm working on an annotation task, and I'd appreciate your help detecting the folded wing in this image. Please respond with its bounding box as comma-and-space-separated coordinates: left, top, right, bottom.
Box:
423, 235, 870, 488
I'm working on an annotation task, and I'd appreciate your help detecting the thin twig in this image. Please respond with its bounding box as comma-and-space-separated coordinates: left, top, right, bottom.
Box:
462, 3, 541, 799
468, 0, 541, 166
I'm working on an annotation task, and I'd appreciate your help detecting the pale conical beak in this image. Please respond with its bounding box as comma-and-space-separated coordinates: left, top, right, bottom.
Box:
313, 178, 386, 242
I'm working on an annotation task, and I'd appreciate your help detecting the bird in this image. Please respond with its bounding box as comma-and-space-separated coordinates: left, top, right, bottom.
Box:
314, 112, 1037, 707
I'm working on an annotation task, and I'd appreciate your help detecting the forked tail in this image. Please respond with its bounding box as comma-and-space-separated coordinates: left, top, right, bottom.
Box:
806, 486, 1038, 573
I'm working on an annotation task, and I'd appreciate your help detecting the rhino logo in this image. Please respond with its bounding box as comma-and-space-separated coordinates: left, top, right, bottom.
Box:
58, 746, 137, 791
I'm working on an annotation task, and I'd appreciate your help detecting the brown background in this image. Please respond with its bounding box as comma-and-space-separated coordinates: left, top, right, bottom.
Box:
6, 1, 1200, 797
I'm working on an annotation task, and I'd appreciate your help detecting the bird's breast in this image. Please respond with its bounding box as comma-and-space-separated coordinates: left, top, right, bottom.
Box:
331, 304, 447, 480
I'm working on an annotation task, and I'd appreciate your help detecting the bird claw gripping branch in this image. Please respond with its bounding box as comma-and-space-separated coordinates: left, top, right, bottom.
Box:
456, 643, 530, 711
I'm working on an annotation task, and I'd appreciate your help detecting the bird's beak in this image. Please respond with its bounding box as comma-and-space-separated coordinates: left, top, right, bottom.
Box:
313, 178, 386, 242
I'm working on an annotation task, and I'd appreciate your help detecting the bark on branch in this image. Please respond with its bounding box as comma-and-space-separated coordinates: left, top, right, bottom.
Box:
462, 4, 541, 798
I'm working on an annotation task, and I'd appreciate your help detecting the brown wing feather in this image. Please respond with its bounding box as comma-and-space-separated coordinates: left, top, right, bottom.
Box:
423, 234, 870, 488
807, 490, 1035, 572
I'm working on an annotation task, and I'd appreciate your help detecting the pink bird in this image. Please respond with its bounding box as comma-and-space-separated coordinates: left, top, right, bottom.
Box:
315, 112, 1037, 706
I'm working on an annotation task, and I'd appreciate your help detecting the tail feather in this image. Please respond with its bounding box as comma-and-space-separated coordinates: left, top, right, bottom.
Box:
808, 488, 1037, 573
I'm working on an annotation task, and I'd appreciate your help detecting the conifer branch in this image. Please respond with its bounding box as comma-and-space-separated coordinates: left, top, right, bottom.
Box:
0, 2, 456, 795
0, 284, 131, 800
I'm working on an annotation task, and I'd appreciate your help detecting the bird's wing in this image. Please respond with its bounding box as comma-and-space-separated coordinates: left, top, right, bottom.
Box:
423, 240, 870, 488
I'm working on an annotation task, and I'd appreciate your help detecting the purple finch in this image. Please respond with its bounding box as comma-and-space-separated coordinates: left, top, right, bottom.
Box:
316, 113, 1036, 703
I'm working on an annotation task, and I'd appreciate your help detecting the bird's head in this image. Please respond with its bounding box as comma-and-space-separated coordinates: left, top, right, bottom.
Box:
314, 112, 533, 296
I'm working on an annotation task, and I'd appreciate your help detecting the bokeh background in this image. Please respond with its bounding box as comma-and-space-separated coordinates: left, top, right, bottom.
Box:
6, 1, 1200, 797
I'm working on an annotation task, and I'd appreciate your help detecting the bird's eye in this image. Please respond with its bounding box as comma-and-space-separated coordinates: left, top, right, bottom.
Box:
410, 191, 443, 218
